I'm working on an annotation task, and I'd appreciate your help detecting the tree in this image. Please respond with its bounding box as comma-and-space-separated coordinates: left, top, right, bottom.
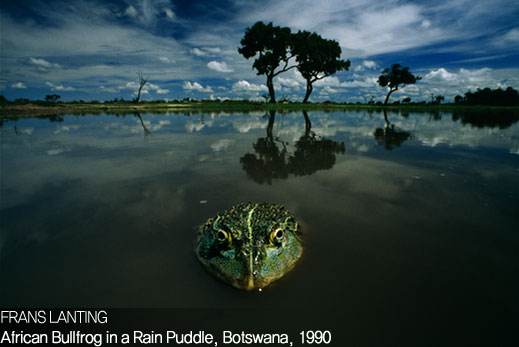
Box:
238, 22, 296, 103
377, 64, 421, 105
435, 95, 445, 104
135, 72, 148, 103
45, 94, 61, 102
293, 31, 350, 103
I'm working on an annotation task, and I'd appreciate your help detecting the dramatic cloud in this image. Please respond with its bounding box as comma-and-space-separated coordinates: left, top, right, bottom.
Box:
0, 0, 517, 101
207, 61, 234, 73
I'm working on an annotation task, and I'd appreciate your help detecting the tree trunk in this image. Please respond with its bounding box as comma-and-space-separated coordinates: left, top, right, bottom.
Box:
303, 80, 313, 103
136, 85, 143, 103
266, 75, 276, 103
383, 87, 396, 105
266, 110, 276, 139
383, 109, 390, 127
302, 111, 312, 135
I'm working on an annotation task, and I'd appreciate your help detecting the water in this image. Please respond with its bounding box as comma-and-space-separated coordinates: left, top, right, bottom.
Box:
1, 110, 518, 341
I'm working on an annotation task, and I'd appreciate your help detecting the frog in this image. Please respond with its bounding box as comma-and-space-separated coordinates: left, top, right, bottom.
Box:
195, 202, 303, 290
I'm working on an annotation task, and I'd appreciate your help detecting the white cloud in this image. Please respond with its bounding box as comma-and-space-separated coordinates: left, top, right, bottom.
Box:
354, 60, 378, 72
191, 48, 207, 56
122, 1, 175, 26
277, 77, 302, 89
118, 81, 168, 95
45, 81, 76, 91
100, 85, 117, 93
182, 81, 214, 93
425, 68, 458, 82
158, 56, 175, 63
147, 83, 169, 94
12, 82, 27, 89
192, 47, 221, 57
163, 8, 175, 20
503, 29, 519, 42
28, 57, 61, 71
424, 67, 494, 88
211, 139, 235, 152
320, 86, 342, 95
421, 19, 432, 29
120, 81, 140, 90
204, 47, 222, 54
124, 5, 138, 18
207, 61, 234, 73
232, 80, 268, 92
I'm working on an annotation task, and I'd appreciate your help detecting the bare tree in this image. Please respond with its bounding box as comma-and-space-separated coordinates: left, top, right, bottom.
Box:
135, 72, 148, 103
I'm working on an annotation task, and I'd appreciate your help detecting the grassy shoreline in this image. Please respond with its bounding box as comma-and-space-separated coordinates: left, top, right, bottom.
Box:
1, 102, 518, 118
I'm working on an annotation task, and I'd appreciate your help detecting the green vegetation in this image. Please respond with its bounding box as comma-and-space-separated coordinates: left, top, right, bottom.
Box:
2, 86, 518, 119
1, 96, 518, 120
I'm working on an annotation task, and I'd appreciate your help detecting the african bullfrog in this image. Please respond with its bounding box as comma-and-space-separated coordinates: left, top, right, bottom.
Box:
196, 202, 303, 290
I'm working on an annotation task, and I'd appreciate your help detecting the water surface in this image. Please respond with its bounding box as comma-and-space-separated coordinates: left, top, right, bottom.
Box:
1, 109, 518, 340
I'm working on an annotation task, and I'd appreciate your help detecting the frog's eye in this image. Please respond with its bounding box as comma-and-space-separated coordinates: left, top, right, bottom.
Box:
270, 227, 284, 244
216, 229, 232, 244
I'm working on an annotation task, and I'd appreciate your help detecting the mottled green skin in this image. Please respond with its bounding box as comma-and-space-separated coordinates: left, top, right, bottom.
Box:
196, 202, 303, 290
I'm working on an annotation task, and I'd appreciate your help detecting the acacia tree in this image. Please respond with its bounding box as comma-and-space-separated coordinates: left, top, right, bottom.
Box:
293, 31, 350, 103
45, 94, 61, 102
378, 64, 421, 105
238, 21, 296, 103
135, 71, 148, 103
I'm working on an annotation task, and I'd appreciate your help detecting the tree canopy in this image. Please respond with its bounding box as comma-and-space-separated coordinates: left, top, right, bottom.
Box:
378, 64, 421, 105
293, 31, 350, 103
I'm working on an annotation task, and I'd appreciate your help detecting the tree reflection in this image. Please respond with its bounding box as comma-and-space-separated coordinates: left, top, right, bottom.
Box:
240, 111, 345, 184
452, 111, 519, 129
133, 112, 151, 137
240, 111, 289, 184
373, 110, 413, 150
289, 111, 345, 176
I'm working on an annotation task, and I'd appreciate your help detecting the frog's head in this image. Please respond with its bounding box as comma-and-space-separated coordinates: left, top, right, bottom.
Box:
196, 203, 303, 290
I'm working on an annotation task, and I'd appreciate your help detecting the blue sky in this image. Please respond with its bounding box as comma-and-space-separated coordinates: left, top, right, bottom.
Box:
1, 0, 518, 103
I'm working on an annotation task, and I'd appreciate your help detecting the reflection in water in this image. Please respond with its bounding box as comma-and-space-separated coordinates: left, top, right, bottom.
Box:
373, 110, 413, 150
452, 111, 519, 129
49, 115, 64, 122
240, 111, 345, 184
134, 112, 151, 137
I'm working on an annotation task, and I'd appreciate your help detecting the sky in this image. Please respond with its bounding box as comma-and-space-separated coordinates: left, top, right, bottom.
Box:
1, 0, 518, 103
